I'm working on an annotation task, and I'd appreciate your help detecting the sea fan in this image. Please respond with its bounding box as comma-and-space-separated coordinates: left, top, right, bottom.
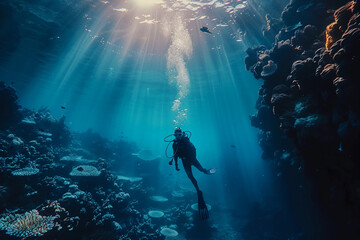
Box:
0, 210, 57, 238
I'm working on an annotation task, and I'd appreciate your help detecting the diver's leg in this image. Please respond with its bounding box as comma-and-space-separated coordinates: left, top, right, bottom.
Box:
192, 158, 208, 174
184, 164, 201, 193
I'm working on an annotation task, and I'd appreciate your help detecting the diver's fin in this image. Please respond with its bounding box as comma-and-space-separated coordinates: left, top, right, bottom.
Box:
197, 191, 209, 220
206, 168, 217, 175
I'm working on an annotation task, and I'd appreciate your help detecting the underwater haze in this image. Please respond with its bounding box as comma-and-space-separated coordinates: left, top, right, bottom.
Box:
1, 0, 360, 239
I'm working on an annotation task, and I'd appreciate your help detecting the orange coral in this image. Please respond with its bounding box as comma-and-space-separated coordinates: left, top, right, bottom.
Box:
326, 22, 341, 50
325, 1, 356, 50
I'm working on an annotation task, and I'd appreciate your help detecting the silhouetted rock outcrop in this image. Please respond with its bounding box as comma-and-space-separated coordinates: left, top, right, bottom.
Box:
245, 1, 360, 239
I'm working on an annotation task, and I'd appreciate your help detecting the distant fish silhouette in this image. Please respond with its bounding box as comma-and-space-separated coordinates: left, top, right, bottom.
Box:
296, 1, 314, 13
61, 106, 66, 109
230, 145, 236, 148
285, 22, 302, 32
338, 143, 343, 152
200, 26, 212, 34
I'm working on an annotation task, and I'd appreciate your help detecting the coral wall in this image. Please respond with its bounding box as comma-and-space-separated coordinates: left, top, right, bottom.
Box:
245, 0, 360, 239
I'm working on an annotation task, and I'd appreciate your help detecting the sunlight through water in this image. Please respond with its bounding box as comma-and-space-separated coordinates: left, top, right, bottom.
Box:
132, 0, 164, 8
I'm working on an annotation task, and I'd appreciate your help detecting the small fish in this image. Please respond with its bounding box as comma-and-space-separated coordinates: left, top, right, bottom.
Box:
338, 143, 343, 152
296, 2, 314, 13
285, 22, 303, 32
61, 106, 66, 109
230, 145, 236, 148
200, 26, 212, 34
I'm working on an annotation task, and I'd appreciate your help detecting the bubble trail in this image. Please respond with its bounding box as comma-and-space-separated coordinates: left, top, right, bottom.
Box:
165, 13, 193, 127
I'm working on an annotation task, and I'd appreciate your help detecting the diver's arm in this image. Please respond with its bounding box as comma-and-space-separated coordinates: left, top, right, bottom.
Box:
173, 143, 180, 171
174, 156, 180, 171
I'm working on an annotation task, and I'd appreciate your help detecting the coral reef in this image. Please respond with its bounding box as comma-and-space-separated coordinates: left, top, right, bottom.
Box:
245, 0, 360, 239
0, 82, 22, 130
0, 83, 164, 239
0, 209, 58, 238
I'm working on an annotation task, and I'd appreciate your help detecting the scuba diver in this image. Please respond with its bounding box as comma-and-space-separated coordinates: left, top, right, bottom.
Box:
166, 127, 216, 220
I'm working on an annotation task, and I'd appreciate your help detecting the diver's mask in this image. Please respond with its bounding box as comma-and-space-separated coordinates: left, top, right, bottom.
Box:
174, 131, 183, 140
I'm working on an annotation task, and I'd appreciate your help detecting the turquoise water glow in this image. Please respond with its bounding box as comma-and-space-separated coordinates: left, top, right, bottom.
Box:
0, 0, 291, 238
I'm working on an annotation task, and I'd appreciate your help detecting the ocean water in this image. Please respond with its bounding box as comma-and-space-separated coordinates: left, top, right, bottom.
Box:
0, 0, 312, 239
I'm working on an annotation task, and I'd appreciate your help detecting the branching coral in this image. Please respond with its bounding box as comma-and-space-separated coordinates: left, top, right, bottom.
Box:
0, 210, 57, 238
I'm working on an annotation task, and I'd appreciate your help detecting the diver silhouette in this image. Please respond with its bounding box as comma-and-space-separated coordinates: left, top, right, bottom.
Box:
168, 127, 216, 220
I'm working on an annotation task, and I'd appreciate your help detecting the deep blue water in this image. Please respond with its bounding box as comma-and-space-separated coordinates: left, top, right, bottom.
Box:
0, 0, 300, 239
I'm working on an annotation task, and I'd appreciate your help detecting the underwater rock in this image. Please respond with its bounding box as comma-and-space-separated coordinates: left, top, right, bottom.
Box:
96, 213, 115, 226
244, 45, 266, 71
333, 77, 351, 100
250, 105, 278, 131
291, 25, 317, 49
245, 1, 360, 237
70, 165, 101, 177
290, 58, 317, 92
270, 40, 299, 70
0, 82, 22, 130
261, 60, 278, 77
340, 28, 360, 63
281, 3, 299, 27
319, 64, 337, 81
326, 1, 356, 50
271, 93, 293, 115
263, 14, 283, 42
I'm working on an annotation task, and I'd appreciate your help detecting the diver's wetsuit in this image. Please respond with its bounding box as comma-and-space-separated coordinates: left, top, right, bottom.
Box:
173, 136, 207, 192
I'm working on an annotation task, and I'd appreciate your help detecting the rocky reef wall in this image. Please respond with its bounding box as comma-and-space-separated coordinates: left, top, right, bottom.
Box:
245, 0, 360, 239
